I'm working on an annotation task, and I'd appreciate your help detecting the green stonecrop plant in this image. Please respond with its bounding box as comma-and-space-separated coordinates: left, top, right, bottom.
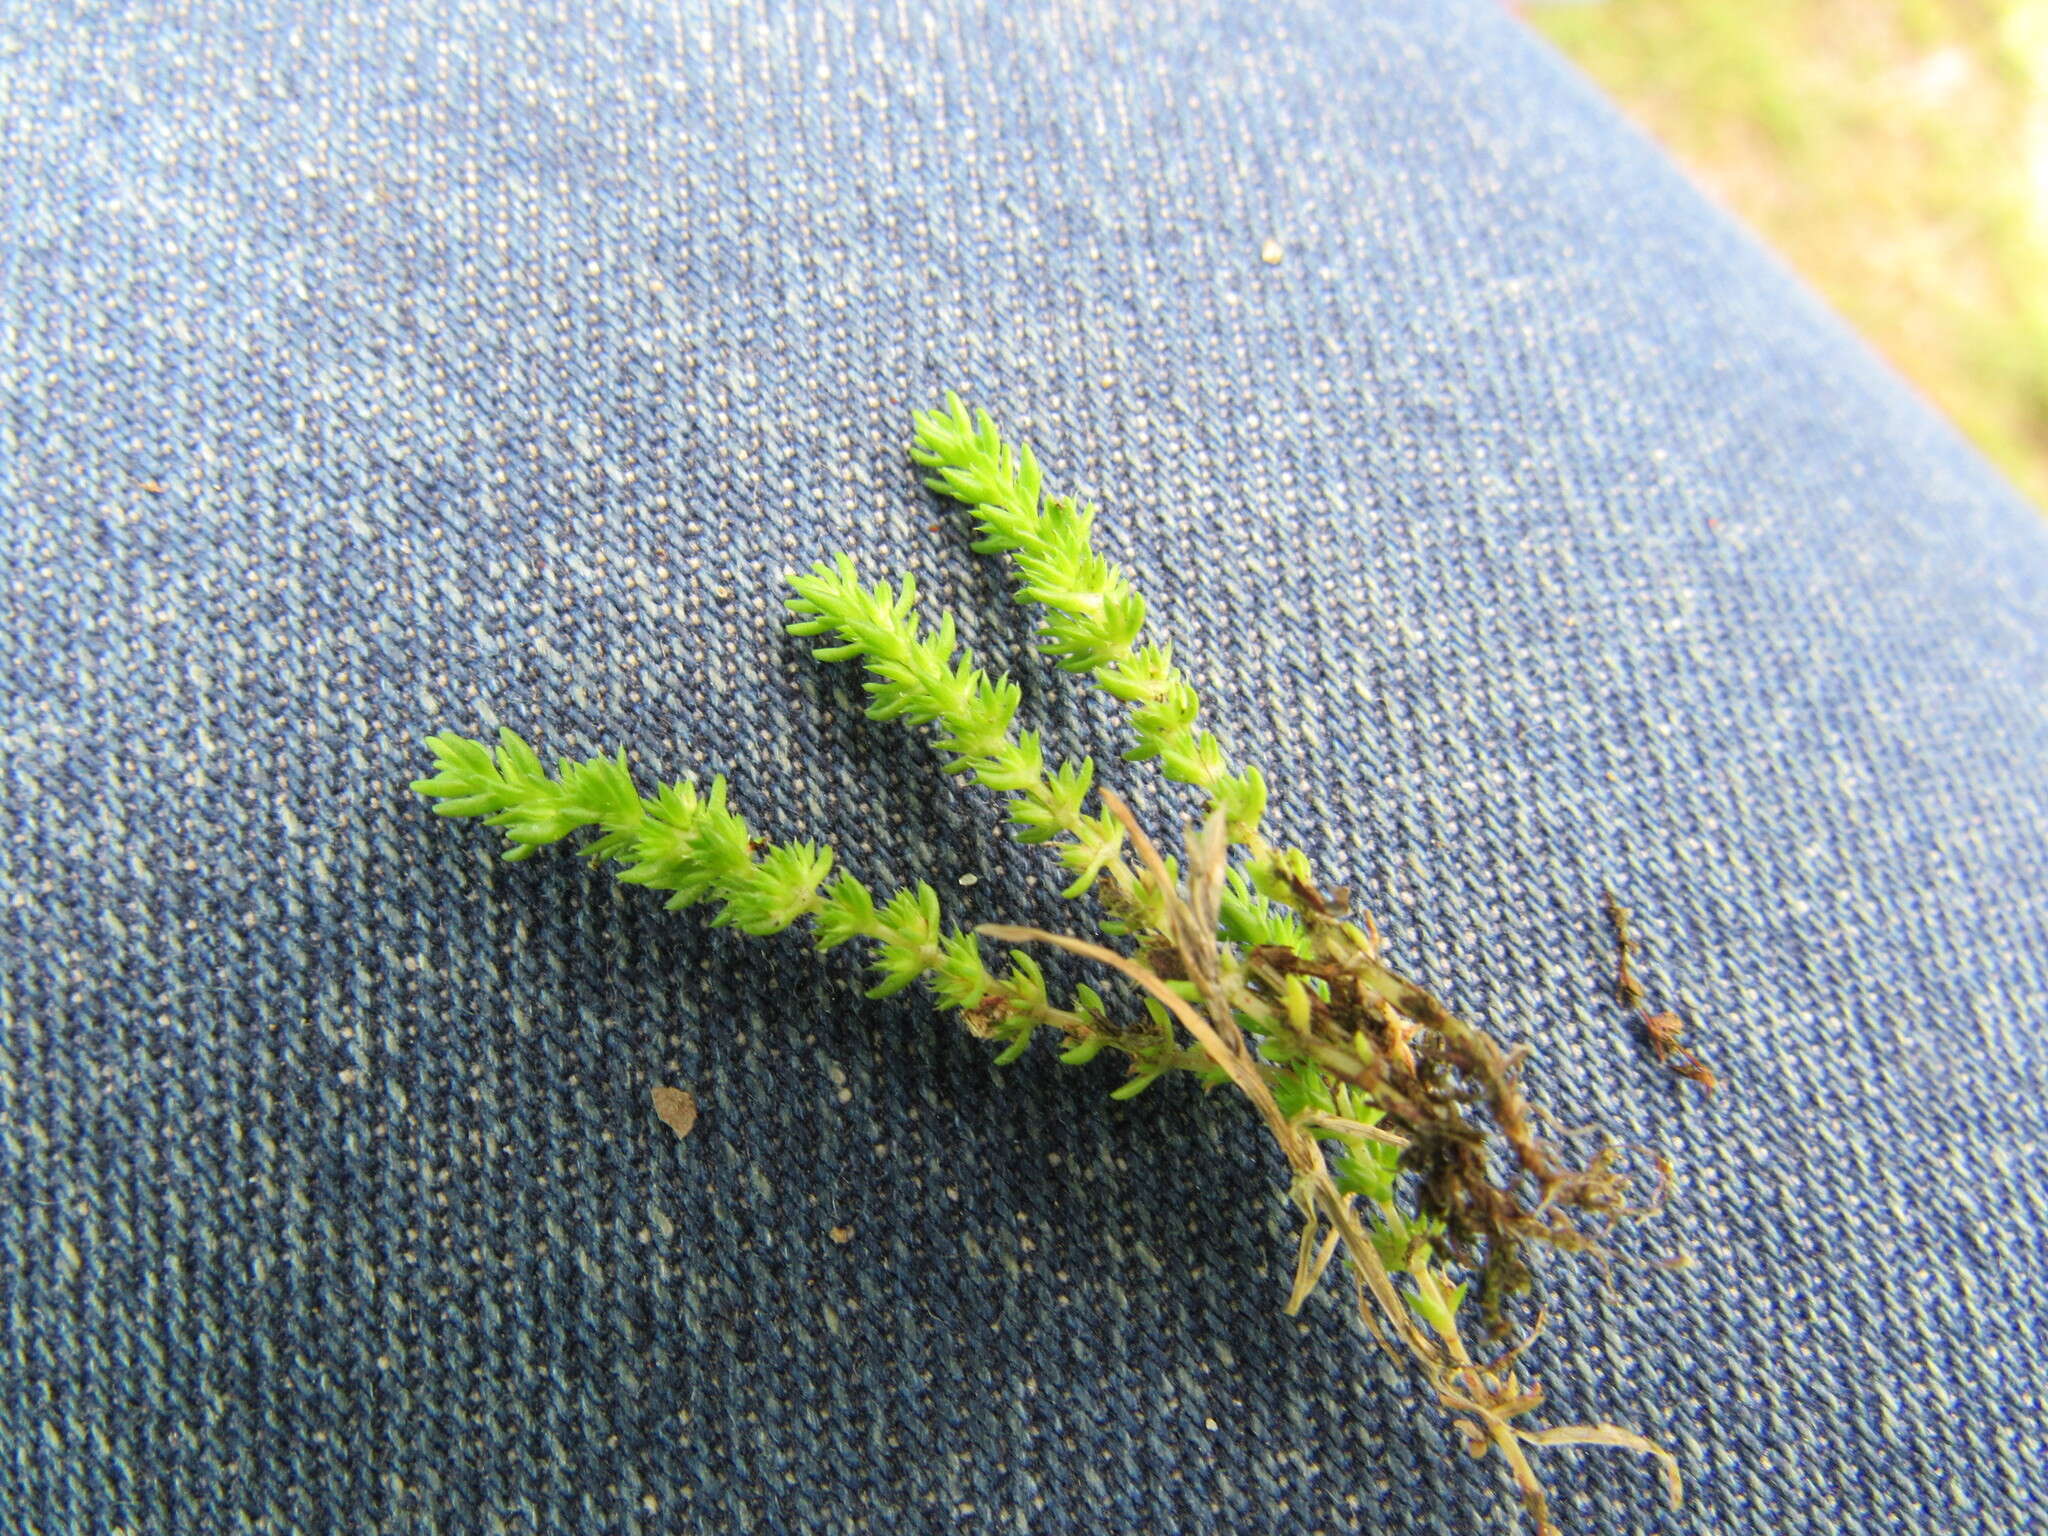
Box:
413, 395, 1682, 1536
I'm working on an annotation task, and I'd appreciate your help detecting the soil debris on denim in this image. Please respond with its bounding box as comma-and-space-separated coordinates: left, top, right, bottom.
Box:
651, 1085, 698, 1140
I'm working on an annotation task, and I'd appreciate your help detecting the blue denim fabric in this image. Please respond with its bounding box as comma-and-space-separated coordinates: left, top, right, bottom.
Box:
5, 1, 2047, 1532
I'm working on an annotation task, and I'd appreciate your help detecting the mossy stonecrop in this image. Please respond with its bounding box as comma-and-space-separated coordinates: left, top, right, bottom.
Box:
413, 396, 1681, 1536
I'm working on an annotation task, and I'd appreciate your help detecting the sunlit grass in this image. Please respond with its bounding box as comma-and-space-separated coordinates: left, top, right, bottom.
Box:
1526, 0, 2048, 511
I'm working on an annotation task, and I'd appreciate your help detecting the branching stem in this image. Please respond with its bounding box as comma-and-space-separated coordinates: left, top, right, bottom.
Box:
414, 396, 1691, 1536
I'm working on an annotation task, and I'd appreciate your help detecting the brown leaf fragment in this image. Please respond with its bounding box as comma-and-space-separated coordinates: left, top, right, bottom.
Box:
651, 1085, 698, 1140
1601, 889, 1648, 1009
1641, 1012, 1719, 1096
1641, 1012, 1684, 1051
828, 1224, 854, 1245
1603, 894, 1718, 1095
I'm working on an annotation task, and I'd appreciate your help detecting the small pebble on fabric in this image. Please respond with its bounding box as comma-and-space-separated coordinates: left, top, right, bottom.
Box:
651, 1085, 698, 1140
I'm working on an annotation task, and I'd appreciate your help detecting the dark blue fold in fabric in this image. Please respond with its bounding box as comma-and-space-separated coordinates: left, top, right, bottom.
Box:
4, 1, 2045, 1531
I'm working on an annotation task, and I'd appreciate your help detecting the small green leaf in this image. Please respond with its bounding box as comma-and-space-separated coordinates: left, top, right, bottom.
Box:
1058, 1035, 1109, 1066
1403, 1288, 1450, 1335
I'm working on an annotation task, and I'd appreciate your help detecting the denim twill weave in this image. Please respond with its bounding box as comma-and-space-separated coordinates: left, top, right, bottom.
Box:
4, 1, 2046, 1533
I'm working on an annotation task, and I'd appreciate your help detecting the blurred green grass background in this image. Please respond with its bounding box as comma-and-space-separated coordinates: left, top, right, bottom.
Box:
1524, 0, 2048, 511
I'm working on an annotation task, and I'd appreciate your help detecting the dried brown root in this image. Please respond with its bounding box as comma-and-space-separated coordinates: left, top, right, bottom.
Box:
982, 789, 1682, 1536
1605, 890, 1720, 1095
